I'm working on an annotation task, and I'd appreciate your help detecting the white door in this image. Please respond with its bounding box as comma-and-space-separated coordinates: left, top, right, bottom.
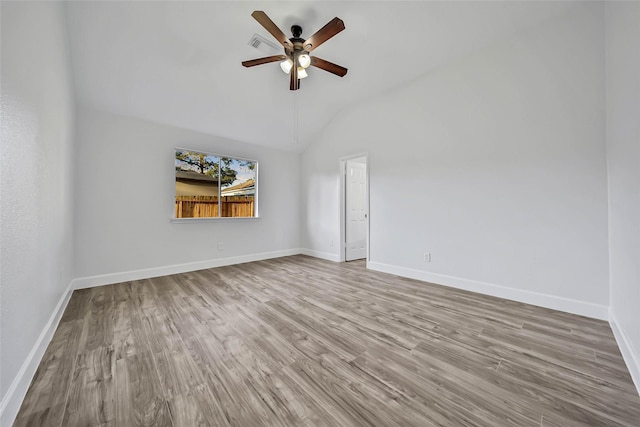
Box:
345, 159, 367, 261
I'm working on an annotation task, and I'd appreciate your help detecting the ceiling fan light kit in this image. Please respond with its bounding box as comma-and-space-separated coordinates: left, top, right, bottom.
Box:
242, 10, 348, 91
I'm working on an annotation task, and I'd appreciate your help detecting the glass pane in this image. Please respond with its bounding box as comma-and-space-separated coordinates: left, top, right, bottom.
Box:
175, 150, 220, 218
220, 157, 257, 217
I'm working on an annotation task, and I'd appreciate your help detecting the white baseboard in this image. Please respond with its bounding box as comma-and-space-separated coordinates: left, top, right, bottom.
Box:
0, 282, 73, 427
71, 249, 303, 289
609, 309, 640, 396
299, 248, 341, 263
367, 261, 609, 320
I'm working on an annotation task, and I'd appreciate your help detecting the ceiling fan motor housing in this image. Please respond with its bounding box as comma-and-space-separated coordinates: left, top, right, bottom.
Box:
288, 26, 309, 59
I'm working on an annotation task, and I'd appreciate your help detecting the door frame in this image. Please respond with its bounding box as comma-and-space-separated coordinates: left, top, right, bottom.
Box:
339, 153, 370, 263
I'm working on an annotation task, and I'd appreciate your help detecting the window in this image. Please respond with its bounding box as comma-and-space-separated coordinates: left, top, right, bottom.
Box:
174, 149, 257, 219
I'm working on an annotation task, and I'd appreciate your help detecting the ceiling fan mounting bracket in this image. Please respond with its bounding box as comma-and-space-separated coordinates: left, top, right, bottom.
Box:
291, 25, 303, 38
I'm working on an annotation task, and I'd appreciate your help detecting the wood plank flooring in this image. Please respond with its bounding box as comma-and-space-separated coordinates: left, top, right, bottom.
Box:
14, 255, 640, 426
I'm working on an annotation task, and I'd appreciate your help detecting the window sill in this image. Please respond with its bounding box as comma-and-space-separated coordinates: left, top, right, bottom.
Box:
171, 216, 260, 223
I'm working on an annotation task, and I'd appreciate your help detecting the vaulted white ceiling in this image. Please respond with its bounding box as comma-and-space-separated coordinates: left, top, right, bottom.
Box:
64, 1, 580, 152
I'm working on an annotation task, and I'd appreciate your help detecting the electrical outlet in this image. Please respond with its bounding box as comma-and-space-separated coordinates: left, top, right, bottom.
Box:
218, 242, 224, 251
424, 252, 431, 263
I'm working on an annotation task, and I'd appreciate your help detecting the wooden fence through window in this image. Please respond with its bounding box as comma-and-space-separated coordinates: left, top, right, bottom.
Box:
175, 196, 255, 218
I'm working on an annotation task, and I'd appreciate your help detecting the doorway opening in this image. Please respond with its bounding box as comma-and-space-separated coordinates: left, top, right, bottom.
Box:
339, 154, 369, 262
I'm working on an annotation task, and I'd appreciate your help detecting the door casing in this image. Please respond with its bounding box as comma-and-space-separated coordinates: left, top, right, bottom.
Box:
339, 153, 369, 263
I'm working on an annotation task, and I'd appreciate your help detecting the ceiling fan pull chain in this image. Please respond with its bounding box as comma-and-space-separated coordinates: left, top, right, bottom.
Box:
294, 91, 299, 144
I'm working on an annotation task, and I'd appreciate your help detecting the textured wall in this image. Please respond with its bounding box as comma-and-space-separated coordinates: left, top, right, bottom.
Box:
606, 1, 640, 393
1, 0, 75, 412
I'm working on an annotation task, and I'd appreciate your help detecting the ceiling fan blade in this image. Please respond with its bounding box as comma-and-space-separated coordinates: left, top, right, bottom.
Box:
310, 56, 348, 77
303, 17, 345, 52
242, 55, 287, 68
251, 11, 293, 50
290, 63, 299, 90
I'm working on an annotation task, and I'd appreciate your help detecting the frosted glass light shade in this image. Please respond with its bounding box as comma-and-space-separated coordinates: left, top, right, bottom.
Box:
299, 54, 311, 68
280, 59, 293, 74
298, 67, 308, 79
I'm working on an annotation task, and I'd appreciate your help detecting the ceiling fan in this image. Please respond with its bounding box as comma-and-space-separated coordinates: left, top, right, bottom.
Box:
242, 11, 348, 91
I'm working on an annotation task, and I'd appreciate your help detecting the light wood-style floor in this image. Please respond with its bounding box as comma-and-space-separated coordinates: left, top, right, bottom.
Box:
14, 255, 640, 426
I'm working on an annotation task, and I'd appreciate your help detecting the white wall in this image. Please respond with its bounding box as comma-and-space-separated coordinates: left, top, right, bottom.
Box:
301, 3, 610, 318
0, 1, 76, 423
73, 108, 300, 283
606, 1, 640, 394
